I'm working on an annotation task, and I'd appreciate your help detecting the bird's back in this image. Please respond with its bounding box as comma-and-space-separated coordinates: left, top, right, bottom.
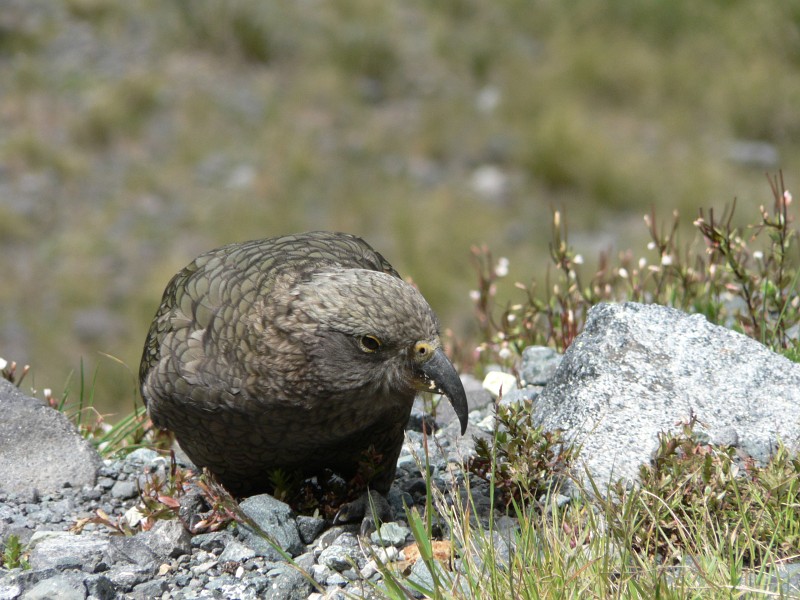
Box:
139, 231, 398, 386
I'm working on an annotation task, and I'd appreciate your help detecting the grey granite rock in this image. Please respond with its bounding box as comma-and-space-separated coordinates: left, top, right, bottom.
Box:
519, 346, 562, 386
218, 539, 257, 563
138, 518, 191, 559
296, 515, 326, 545
0, 380, 101, 496
109, 480, 137, 500
370, 522, 410, 547
317, 532, 360, 572
28, 532, 109, 572
238, 494, 304, 560
262, 566, 315, 600
20, 573, 85, 600
534, 302, 800, 493
105, 534, 159, 567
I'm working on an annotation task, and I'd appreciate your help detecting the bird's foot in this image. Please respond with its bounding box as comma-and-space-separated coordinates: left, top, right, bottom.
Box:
333, 489, 394, 535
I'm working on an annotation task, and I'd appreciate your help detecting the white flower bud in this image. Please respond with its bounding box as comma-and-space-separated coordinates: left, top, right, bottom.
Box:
495, 257, 509, 277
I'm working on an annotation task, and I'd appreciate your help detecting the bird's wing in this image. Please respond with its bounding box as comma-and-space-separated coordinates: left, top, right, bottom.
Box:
139, 232, 399, 401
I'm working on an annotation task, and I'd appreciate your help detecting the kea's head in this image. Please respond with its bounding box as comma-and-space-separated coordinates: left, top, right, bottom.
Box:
286, 269, 469, 433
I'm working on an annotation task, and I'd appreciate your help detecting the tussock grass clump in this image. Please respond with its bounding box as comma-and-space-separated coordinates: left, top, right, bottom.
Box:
603, 414, 800, 567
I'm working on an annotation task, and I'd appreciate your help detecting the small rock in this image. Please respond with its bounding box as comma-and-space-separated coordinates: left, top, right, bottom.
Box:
370, 523, 410, 547
109, 480, 137, 500
123, 448, 163, 465
263, 566, 314, 600
192, 531, 234, 552
83, 574, 116, 600
476, 414, 495, 432
317, 533, 360, 572
129, 578, 167, 600
218, 540, 257, 563
0, 583, 22, 600
105, 534, 158, 567
482, 371, 517, 398
238, 494, 304, 560
19, 573, 85, 600
191, 559, 218, 576
296, 515, 326, 545
407, 558, 436, 591
140, 519, 192, 559
310, 563, 334, 585
315, 526, 351, 550
0, 381, 102, 496
28, 532, 109, 572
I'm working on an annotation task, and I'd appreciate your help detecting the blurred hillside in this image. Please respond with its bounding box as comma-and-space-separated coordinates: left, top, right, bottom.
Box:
1, 0, 799, 417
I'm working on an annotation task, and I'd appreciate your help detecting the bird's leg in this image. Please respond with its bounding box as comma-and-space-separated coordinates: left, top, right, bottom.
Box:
332, 488, 394, 535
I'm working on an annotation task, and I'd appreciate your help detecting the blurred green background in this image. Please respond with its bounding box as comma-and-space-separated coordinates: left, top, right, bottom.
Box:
2, 0, 799, 418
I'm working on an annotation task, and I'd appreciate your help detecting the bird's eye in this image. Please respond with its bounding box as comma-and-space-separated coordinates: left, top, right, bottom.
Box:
359, 335, 382, 353
414, 341, 433, 359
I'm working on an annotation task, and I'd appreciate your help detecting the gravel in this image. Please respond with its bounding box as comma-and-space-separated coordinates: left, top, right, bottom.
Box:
0, 372, 508, 600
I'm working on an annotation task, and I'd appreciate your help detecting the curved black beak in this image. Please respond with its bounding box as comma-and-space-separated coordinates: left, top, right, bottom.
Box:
420, 347, 469, 435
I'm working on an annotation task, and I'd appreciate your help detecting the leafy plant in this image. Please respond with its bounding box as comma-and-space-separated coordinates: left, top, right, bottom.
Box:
603, 413, 800, 566
469, 399, 575, 506
2, 534, 29, 570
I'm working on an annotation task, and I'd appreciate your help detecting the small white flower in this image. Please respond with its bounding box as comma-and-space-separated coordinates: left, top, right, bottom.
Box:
44, 388, 52, 398
573, 254, 584, 265
661, 254, 673, 266
498, 347, 513, 360
638, 257, 647, 269
785, 190, 793, 205
469, 290, 481, 301
618, 268, 629, 279
507, 313, 516, 323
0, 357, 6, 370
647, 242, 656, 251
753, 251, 764, 261
495, 257, 509, 277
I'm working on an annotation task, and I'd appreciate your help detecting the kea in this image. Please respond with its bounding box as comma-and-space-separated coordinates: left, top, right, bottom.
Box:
139, 231, 468, 522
